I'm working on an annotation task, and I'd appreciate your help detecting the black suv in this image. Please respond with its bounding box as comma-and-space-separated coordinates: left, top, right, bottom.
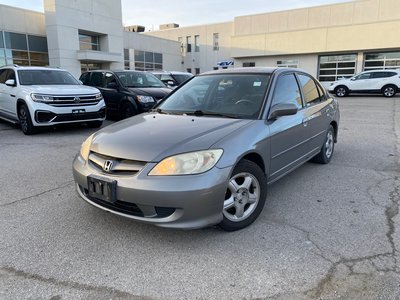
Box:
80, 70, 172, 119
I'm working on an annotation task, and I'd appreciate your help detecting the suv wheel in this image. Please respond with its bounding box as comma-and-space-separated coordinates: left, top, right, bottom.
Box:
18, 104, 36, 135
120, 102, 136, 119
382, 85, 397, 98
219, 160, 267, 231
334, 86, 349, 97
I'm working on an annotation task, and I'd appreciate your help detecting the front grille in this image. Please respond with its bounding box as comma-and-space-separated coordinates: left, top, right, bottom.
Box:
89, 152, 146, 175
48, 94, 100, 107
81, 186, 176, 218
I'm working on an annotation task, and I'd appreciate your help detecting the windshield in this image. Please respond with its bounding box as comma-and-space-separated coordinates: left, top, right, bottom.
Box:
18, 70, 79, 85
115, 71, 166, 88
158, 74, 270, 119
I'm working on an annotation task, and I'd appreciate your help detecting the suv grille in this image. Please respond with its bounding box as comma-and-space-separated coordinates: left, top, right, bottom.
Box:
89, 152, 146, 175
47, 95, 100, 107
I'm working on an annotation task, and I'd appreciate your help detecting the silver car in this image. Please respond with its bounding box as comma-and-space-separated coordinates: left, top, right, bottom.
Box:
72, 67, 339, 231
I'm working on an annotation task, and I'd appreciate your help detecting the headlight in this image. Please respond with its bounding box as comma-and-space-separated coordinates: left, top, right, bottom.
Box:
95, 93, 103, 100
79, 134, 94, 161
137, 95, 155, 103
149, 149, 223, 176
31, 94, 54, 103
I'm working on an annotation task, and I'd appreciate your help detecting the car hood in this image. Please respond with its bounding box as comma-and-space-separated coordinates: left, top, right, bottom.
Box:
127, 87, 172, 100
90, 113, 253, 162
23, 85, 100, 95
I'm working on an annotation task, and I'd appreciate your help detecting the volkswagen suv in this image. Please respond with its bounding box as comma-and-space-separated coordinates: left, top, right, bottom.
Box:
0, 65, 106, 135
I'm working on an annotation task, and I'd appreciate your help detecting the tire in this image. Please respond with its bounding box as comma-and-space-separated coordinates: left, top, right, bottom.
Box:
86, 120, 103, 128
334, 86, 349, 97
382, 85, 397, 98
120, 102, 136, 119
219, 159, 267, 231
18, 104, 36, 135
313, 125, 335, 164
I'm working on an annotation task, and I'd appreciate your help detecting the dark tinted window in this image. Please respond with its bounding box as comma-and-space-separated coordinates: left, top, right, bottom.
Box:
354, 73, 372, 80
89, 72, 104, 87
372, 71, 397, 78
4, 32, 27, 50
28, 35, 48, 52
271, 74, 302, 109
80, 72, 90, 85
6, 69, 15, 81
105, 72, 117, 87
297, 74, 320, 105
0, 69, 9, 83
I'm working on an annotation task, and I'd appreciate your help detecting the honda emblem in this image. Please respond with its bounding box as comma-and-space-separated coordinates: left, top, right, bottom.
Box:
103, 160, 113, 172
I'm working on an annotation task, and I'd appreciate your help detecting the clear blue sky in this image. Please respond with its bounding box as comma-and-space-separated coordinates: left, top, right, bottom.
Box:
0, 0, 351, 31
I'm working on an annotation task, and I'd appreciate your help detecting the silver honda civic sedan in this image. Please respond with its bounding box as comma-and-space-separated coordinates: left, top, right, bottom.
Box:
73, 67, 339, 231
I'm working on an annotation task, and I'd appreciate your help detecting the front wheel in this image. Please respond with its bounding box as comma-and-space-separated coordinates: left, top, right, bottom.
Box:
18, 104, 36, 135
312, 125, 335, 164
334, 86, 348, 97
219, 160, 267, 231
382, 85, 397, 98
120, 102, 136, 119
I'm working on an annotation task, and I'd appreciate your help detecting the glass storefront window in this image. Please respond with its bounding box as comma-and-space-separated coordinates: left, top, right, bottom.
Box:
28, 35, 48, 52
318, 54, 357, 82
79, 33, 100, 51
133, 50, 163, 71
4, 32, 27, 50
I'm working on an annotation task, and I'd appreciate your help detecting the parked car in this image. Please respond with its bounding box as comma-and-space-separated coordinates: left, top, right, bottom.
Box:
0, 65, 105, 135
151, 71, 193, 88
80, 70, 172, 119
328, 69, 400, 97
73, 67, 339, 231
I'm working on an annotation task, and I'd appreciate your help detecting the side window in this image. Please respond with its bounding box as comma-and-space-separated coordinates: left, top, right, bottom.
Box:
90, 72, 104, 87
80, 72, 90, 85
6, 70, 16, 81
105, 72, 117, 88
316, 82, 328, 101
355, 73, 372, 80
297, 74, 320, 106
271, 73, 302, 109
0, 69, 8, 84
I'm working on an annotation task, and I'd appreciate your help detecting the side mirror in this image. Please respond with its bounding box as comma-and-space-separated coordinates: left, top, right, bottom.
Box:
5, 79, 16, 87
269, 103, 298, 120
78, 80, 83, 85
107, 82, 118, 89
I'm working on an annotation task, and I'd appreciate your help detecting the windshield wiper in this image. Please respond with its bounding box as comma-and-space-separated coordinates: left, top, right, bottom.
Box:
184, 110, 237, 118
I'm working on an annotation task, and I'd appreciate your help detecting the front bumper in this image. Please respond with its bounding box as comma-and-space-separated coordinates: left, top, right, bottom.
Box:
72, 154, 232, 229
29, 100, 106, 126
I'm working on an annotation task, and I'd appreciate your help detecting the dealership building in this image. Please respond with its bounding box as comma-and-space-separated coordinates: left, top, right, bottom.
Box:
1, 0, 400, 85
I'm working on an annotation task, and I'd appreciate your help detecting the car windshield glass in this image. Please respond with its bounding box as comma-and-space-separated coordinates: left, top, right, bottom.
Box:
18, 70, 79, 85
115, 71, 166, 88
158, 74, 270, 119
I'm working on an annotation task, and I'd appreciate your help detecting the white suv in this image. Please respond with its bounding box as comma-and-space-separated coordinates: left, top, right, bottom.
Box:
328, 69, 400, 98
0, 65, 106, 134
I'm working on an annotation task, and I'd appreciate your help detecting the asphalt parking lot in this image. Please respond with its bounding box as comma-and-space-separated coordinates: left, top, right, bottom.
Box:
0, 96, 399, 300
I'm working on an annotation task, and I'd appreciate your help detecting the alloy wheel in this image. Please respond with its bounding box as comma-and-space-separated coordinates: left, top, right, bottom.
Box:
325, 130, 334, 158
223, 172, 260, 222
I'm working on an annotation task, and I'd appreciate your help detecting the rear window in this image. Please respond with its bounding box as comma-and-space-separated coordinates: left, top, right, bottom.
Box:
18, 70, 79, 85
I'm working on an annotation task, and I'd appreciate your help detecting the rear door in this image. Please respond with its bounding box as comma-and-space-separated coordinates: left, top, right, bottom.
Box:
296, 73, 332, 156
268, 72, 308, 182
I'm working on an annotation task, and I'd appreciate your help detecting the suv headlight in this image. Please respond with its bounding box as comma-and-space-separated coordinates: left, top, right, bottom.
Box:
79, 134, 94, 161
31, 94, 54, 103
95, 93, 103, 100
136, 95, 155, 103
148, 149, 223, 176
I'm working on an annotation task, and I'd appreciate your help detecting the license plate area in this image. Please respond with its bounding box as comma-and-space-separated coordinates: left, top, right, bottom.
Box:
87, 175, 117, 203
72, 109, 86, 114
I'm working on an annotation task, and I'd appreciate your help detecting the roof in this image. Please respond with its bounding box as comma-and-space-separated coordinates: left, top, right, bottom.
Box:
202, 67, 299, 75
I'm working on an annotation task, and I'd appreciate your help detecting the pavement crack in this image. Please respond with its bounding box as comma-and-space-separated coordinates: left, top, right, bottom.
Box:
1, 181, 74, 207
1, 266, 148, 299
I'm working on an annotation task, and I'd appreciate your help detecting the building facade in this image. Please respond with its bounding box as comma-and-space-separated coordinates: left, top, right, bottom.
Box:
0, 0, 181, 78
146, 0, 400, 85
1, 0, 400, 84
